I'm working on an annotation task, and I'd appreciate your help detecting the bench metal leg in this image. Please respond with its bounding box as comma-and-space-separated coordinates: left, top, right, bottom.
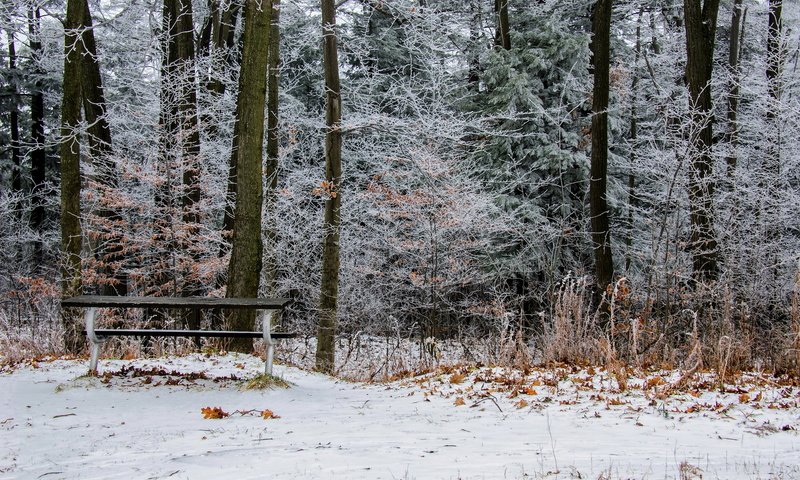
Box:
84, 307, 102, 375
260, 310, 275, 376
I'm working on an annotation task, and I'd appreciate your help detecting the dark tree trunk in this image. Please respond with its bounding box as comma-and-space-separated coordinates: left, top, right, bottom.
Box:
590, 0, 614, 294
7, 34, 22, 214
77, 0, 127, 296
29, 8, 47, 267
316, 0, 343, 373
264, 0, 282, 303
61, 0, 86, 353
494, 0, 510, 50
723, 0, 744, 176
175, 0, 202, 229
765, 0, 783, 175
683, 0, 720, 282
225, 0, 272, 352
625, 9, 642, 274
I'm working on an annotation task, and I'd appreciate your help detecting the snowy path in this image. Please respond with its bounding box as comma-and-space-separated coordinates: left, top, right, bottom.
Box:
1, 354, 798, 479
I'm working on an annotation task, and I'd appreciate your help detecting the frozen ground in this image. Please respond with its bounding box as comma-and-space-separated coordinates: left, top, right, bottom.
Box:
1, 353, 799, 479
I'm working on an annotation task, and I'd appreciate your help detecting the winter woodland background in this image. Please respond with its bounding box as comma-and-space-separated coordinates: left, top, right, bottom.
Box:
1, 0, 799, 375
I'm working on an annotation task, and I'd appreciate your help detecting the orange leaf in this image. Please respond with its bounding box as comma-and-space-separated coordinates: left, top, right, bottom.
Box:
201, 407, 229, 419
515, 399, 529, 409
261, 409, 280, 420
523, 387, 538, 395
454, 397, 466, 406
449, 373, 466, 384
739, 393, 750, 403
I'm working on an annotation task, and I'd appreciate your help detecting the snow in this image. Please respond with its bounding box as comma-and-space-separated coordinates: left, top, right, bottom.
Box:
1, 353, 799, 479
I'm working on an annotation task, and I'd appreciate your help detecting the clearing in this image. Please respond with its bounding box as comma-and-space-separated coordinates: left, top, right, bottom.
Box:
1, 353, 798, 479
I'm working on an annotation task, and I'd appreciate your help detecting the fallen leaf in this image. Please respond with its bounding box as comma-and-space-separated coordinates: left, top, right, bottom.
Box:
454, 397, 466, 406
261, 409, 280, 420
201, 407, 229, 419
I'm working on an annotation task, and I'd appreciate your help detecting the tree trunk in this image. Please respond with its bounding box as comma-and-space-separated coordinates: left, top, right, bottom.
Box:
625, 9, 641, 274
61, 0, 85, 353
7, 34, 22, 215
590, 0, 614, 294
29, 8, 46, 267
765, 0, 783, 175
316, 0, 343, 373
683, 0, 720, 283
225, 0, 272, 352
77, 0, 128, 296
175, 0, 201, 229
264, 0, 282, 304
723, 0, 743, 176
494, 0, 510, 50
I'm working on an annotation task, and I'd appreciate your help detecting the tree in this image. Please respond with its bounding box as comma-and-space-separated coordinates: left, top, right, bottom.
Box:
60, 0, 86, 353
723, 0, 744, 175
225, 0, 272, 352
315, 0, 343, 373
494, 0, 510, 50
589, 0, 614, 296
683, 0, 720, 282
264, 0, 282, 302
28, 7, 46, 266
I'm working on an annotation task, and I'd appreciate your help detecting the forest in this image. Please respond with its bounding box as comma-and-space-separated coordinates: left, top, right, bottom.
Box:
1, 0, 799, 376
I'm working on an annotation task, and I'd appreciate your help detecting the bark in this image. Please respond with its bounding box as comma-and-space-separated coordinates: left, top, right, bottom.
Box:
8, 34, 22, 212
76, 0, 127, 296
61, 0, 85, 353
316, 0, 343, 373
765, 0, 783, 175
626, 9, 641, 274
29, 8, 46, 266
494, 0, 510, 50
225, 0, 271, 352
590, 0, 614, 294
175, 0, 201, 229
219, 3, 243, 245
683, 0, 720, 282
723, 0, 743, 175
264, 0, 282, 302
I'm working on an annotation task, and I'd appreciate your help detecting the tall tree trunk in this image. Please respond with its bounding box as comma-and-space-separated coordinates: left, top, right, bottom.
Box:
7, 34, 22, 215
175, 0, 201, 228
29, 7, 47, 267
61, 0, 85, 353
225, 0, 271, 352
683, 0, 720, 282
316, 0, 343, 373
76, 0, 127, 296
264, 0, 282, 303
724, 0, 744, 176
218, 2, 243, 253
467, 0, 480, 87
763, 0, 784, 269
626, 9, 642, 274
494, 0, 510, 50
155, 0, 181, 295
765, 0, 783, 174
590, 0, 614, 295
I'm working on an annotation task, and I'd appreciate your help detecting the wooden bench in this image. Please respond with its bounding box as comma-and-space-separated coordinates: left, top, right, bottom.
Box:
61, 295, 293, 375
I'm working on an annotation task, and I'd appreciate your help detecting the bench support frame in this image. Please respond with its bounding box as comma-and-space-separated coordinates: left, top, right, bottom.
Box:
85, 307, 281, 376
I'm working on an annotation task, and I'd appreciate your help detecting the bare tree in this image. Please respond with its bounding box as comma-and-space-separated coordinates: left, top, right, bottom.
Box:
226, 0, 272, 352
590, 0, 614, 295
60, 0, 85, 352
316, 0, 343, 373
683, 0, 720, 282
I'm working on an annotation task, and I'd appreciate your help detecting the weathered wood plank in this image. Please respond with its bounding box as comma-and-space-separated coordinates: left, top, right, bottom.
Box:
85, 329, 296, 339
62, 295, 290, 309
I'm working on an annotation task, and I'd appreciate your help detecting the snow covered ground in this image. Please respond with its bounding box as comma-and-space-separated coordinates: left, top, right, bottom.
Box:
1, 353, 799, 479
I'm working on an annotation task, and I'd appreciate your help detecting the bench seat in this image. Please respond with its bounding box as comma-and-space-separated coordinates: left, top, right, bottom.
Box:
88, 329, 296, 339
